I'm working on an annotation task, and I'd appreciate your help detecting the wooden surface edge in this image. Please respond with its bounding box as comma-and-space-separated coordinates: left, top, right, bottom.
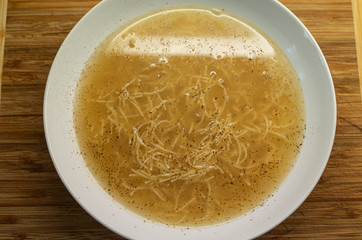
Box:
0, 0, 7, 103
352, 0, 362, 101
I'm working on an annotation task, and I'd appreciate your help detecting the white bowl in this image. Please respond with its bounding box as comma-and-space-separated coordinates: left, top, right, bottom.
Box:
43, 0, 336, 239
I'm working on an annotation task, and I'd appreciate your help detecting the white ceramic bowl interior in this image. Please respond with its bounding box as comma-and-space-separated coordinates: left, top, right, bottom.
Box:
44, 0, 336, 239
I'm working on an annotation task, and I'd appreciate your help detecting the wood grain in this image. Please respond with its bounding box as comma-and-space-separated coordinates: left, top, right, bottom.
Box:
0, 0, 361, 239
0, 0, 7, 101
352, 0, 362, 101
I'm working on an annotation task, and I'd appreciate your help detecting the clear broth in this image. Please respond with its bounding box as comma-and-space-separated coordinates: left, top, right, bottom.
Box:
74, 8, 305, 226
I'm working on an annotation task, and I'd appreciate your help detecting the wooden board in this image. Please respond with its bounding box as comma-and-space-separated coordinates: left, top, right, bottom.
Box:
0, 0, 361, 239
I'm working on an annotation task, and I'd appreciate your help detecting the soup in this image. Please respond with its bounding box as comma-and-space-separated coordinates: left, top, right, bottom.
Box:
74, 7, 305, 226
